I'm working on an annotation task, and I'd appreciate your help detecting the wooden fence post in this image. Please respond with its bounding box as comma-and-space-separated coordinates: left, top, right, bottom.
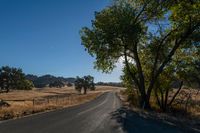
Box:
56, 96, 58, 105
33, 99, 35, 107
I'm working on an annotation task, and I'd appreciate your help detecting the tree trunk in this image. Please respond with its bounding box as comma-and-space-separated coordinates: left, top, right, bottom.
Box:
142, 97, 151, 110
6, 86, 9, 93
155, 88, 161, 108
168, 81, 183, 106
163, 88, 169, 112
83, 87, 87, 94
139, 93, 151, 110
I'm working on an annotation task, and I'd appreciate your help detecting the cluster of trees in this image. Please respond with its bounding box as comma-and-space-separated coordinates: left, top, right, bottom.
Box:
81, 0, 200, 110
74, 75, 95, 94
95, 82, 123, 87
0, 66, 34, 92
49, 81, 65, 88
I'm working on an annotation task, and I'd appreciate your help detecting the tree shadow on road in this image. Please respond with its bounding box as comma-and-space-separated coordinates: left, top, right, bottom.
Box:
110, 107, 199, 133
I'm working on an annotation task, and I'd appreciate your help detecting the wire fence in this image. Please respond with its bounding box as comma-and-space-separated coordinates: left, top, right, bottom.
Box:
1, 94, 86, 108
1, 93, 100, 109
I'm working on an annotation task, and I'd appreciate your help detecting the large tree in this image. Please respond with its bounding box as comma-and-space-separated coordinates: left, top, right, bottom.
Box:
0, 66, 33, 92
80, 0, 200, 109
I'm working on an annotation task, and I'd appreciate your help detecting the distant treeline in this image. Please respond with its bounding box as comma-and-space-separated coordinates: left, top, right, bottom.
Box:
95, 82, 123, 87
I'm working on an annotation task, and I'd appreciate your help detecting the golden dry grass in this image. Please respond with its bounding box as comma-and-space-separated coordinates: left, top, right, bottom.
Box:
171, 88, 200, 116
0, 86, 76, 100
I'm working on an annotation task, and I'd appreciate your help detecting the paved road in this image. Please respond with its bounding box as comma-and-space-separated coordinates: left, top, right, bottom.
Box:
0, 92, 192, 133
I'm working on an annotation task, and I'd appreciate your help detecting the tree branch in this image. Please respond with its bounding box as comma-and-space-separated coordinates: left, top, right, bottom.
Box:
134, 1, 149, 23
132, 43, 146, 95
168, 81, 183, 106
124, 46, 140, 90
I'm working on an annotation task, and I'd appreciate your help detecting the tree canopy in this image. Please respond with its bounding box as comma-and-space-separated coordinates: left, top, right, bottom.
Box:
81, 0, 200, 109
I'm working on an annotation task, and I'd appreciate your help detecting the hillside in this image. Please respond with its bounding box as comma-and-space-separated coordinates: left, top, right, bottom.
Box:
25, 74, 75, 88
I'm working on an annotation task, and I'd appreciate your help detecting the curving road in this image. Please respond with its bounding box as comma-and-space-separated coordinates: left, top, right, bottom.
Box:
0, 92, 191, 133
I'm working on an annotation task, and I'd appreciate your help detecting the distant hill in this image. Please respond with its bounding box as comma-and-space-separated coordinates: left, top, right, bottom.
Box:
25, 74, 38, 81
26, 74, 75, 88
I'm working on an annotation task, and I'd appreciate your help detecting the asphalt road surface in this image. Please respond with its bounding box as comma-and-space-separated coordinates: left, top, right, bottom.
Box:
0, 92, 193, 133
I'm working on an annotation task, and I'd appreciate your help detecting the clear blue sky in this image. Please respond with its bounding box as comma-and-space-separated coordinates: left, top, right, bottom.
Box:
0, 0, 122, 82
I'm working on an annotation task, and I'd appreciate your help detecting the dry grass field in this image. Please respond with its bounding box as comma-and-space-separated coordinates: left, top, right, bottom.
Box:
0, 86, 122, 120
0, 86, 75, 101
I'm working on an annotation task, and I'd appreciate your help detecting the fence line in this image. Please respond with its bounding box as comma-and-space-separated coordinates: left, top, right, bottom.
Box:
3, 94, 77, 107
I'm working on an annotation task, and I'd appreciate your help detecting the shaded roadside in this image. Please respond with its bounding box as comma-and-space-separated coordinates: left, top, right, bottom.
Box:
110, 107, 199, 133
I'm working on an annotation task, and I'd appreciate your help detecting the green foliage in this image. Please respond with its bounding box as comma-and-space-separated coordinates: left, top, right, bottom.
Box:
16, 79, 34, 90
0, 66, 33, 92
174, 47, 200, 88
121, 64, 137, 90
80, 1, 146, 73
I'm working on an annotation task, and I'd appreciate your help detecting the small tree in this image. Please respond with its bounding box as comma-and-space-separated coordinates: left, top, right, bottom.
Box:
74, 75, 95, 94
